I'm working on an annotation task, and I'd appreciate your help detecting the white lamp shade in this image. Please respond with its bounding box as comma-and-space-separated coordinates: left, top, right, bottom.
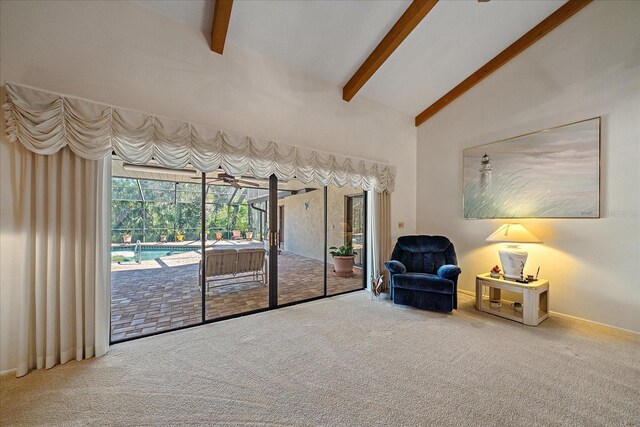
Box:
485, 224, 541, 244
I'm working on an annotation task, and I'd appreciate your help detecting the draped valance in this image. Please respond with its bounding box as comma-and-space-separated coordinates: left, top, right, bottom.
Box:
3, 83, 395, 192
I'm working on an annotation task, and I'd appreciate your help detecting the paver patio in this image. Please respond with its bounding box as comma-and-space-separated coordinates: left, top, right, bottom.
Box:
111, 244, 363, 341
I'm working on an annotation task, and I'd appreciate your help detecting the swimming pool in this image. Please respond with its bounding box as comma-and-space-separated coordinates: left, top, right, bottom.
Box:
111, 246, 198, 262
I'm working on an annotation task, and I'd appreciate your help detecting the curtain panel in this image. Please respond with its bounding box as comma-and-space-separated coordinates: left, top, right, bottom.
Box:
3, 83, 396, 193
10, 143, 111, 377
368, 190, 392, 292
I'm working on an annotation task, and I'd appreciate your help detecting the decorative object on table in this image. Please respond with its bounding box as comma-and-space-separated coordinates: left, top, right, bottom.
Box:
490, 265, 501, 278
486, 224, 541, 280
371, 272, 384, 300
384, 235, 462, 312
463, 117, 600, 219
512, 302, 523, 313
490, 300, 502, 308
329, 244, 357, 277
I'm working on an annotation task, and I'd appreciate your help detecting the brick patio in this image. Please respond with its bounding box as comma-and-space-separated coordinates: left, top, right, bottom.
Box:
111, 248, 363, 341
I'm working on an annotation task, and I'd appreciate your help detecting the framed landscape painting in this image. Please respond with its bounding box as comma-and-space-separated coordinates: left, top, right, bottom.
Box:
463, 117, 600, 219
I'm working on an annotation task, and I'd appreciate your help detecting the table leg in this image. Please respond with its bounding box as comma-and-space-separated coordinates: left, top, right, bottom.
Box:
475, 281, 482, 310
522, 288, 539, 326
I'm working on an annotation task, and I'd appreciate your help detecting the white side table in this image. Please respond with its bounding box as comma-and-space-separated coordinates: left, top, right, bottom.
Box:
475, 273, 549, 326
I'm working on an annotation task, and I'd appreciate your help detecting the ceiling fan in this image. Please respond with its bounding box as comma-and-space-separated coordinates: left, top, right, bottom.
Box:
192, 172, 261, 189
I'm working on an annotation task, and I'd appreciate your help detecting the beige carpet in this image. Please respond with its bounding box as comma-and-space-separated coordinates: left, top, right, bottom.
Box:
1, 292, 639, 426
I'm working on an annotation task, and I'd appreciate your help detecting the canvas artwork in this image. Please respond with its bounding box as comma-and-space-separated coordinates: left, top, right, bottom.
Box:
463, 118, 600, 219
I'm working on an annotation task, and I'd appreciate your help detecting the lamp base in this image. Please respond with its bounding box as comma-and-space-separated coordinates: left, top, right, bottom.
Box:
498, 245, 528, 280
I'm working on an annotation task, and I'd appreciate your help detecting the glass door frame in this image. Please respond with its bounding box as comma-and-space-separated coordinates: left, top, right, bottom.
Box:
111, 173, 367, 344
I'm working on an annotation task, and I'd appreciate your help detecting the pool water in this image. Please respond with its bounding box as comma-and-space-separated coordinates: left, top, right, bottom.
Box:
111, 246, 197, 262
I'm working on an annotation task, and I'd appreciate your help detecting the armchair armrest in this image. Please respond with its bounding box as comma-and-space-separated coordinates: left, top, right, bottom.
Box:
384, 260, 406, 275
437, 264, 461, 280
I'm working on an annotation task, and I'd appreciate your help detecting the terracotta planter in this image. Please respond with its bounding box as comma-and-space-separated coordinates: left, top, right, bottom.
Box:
160, 235, 167, 243
245, 231, 253, 240
332, 255, 355, 277
123, 235, 132, 244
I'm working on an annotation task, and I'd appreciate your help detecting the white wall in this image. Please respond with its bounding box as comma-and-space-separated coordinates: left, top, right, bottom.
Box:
0, 0, 416, 237
416, 1, 640, 333
281, 185, 363, 263
0, 0, 416, 372
281, 189, 326, 261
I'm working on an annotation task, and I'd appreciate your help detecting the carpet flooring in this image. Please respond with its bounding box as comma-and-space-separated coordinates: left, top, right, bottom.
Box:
1, 293, 639, 426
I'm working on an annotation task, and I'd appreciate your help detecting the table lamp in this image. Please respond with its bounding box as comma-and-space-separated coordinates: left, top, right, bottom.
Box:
486, 224, 541, 280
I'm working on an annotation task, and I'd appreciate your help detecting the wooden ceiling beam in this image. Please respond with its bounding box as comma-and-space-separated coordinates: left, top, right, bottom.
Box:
211, 0, 234, 54
343, 0, 439, 102
414, 0, 592, 127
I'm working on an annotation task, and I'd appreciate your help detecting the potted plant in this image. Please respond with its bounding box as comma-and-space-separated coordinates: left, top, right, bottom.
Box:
159, 217, 172, 243
122, 217, 141, 244
329, 244, 357, 278
176, 229, 185, 242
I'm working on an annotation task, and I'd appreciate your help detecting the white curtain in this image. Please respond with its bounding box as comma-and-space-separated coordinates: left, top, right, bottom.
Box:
4, 82, 396, 193
13, 143, 111, 377
368, 190, 392, 292
2, 81, 397, 375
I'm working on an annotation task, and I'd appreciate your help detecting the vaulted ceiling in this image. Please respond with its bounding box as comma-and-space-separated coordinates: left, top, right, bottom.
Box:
132, 0, 572, 121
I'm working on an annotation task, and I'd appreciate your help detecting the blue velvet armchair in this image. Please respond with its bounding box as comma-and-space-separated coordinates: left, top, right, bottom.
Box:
384, 235, 461, 312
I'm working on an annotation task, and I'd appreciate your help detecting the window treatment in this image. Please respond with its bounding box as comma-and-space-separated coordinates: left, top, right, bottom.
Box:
11, 142, 111, 377
2, 81, 396, 375
3, 82, 396, 193
368, 190, 392, 292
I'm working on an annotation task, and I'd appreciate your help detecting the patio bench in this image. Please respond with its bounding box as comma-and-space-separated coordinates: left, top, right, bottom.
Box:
199, 248, 267, 291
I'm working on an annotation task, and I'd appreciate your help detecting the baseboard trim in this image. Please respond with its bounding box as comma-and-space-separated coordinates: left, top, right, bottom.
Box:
457, 289, 639, 336
548, 310, 640, 336
458, 289, 475, 298
0, 368, 16, 377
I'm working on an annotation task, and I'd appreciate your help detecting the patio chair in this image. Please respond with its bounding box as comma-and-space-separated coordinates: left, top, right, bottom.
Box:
199, 248, 267, 290
236, 248, 266, 285
200, 249, 238, 290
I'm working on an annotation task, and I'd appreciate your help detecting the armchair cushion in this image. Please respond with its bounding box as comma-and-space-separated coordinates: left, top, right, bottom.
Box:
437, 264, 462, 280
393, 273, 455, 295
384, 260, 406, 275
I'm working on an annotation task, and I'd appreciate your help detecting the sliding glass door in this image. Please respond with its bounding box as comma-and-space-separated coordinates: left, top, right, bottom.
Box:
204, 181, 270, 320
276, 179, 325, 305
327, 184, 366, 295
110, 165, 203, 341
110, 162, 366, 343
